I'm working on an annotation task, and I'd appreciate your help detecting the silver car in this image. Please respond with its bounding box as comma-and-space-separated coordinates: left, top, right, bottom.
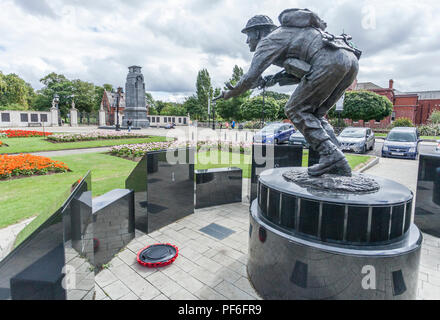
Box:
337, 127, 375, 154
436, 140, 440, 153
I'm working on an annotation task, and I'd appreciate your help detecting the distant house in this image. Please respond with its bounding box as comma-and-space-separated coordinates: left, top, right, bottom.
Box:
100, 90, 126, 125
346, 79, 440, 128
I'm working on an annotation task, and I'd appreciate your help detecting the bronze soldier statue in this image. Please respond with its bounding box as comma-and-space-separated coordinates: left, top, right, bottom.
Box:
215, 9, 361, 177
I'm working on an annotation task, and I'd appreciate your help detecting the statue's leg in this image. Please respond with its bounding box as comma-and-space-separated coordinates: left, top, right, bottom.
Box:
285, 51, 355, 176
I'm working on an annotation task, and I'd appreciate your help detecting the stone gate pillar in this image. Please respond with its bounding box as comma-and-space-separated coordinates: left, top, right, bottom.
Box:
70, 101, 78, 127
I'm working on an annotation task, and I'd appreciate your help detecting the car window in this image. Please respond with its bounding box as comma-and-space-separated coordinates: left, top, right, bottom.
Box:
340, 129, 366, 138
387, 131, 417, 142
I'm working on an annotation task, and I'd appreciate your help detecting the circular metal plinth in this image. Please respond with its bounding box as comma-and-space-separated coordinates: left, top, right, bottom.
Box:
258, 167, 413, 245
248, 200, 423, 300
137, 243, 178, 268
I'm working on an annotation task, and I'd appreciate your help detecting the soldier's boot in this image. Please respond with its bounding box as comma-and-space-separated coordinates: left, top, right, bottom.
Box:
308, 140, 352, 177
319, 117, 341, 148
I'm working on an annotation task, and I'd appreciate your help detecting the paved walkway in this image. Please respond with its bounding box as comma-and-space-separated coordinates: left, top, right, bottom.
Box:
94, 157, 440, 300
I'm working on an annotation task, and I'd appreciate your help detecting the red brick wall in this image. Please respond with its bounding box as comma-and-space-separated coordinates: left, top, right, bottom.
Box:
416, 99, 440, 124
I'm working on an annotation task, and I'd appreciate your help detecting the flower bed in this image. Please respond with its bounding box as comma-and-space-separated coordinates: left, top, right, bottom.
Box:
109, 140, 252, 159
0, 154, 70, 179
0, 130, 52, 138
47, 131, 151, 142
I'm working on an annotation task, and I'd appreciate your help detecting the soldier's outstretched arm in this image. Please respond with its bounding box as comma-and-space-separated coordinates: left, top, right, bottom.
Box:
221, 34, 285, 100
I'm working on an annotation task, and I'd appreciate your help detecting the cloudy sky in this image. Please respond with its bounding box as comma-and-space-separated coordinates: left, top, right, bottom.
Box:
0, 0, 439, 102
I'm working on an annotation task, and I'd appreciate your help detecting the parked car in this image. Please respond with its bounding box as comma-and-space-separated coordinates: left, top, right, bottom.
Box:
288, 131, 309, 148
337, 127, 375, 154
381, 127, 420, 160
164, 123, 175, 129
253, 123, 295, 144
436, 140, 440, 153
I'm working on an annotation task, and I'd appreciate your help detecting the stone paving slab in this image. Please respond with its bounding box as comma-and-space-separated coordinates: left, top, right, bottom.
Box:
95, 200, 440, 300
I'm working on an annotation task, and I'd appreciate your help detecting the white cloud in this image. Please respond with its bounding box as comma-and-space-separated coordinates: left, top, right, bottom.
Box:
0, 0, 439, 102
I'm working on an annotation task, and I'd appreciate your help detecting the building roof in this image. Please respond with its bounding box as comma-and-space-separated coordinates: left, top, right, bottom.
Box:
405, 91, 440, 100
355, 82, 384, 90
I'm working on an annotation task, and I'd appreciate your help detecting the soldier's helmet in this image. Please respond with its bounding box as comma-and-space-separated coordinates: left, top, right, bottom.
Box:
241, 15, 277, 34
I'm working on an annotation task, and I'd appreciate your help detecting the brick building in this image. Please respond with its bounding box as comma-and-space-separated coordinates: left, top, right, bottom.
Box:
100, 90, 126, 126
345, 79, 440, 128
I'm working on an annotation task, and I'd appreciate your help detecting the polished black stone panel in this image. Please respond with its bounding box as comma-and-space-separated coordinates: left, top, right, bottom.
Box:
0, 172, 94, 300
199, 223, 235, 240
146, 148, 195, 233
125, 154, 148, 233
250, 144, 303, 202
415, 153, 440, 237
257, 167, 413, 245
195, 167, 242, 209
92, 189, 135, 271
248, 200, 422, 300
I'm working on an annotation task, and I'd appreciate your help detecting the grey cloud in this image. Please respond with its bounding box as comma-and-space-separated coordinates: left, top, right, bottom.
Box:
14, 0, 57, 18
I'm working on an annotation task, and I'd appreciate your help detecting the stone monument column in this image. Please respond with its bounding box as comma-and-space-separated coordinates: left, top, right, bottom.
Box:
123, 66, 150, 128
99, 103, 106, 126
70, 100, 78, 127
50, 100, 59, 127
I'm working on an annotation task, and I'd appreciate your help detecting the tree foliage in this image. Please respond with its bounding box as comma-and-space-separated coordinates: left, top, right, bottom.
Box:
216, 65, 251, 121
341, 91, 393, 124
240, 96, 279, 121
196, 69, 213, 120
0, 71, 35, 109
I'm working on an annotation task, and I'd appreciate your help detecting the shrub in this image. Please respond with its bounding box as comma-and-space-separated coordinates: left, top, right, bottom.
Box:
429, 110, 440, 124
391, 118, 414, 128
418, 124, 440, 137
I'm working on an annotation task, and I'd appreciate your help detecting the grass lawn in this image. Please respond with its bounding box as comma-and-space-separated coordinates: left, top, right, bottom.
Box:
1, 152, 139, 246
0, 136, 168, 154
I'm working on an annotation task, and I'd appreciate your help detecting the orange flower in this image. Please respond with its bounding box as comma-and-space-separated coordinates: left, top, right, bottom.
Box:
0, 154, 70, 179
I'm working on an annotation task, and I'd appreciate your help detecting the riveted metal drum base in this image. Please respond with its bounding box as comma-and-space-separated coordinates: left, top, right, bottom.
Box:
248, 200, 422, 300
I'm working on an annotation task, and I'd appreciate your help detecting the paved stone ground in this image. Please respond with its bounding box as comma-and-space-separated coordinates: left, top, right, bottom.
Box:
94, 156, 440, 300
0, 217, 35, 260
95, 203, 260, 300
364, 157, 440, 300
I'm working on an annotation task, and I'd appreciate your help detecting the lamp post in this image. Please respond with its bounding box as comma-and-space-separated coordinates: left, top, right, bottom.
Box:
212, 100, 216, 130
53, 94, 61, 126
115, 87, 123, 131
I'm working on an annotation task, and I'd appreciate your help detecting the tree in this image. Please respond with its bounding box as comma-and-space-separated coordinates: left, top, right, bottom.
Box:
160, 103, 186, 116
155, 100, 167, 115
240, 96, 279, 121
103, 84, 113, 92
33, 73, 73, 116
183, 95, 203, 119
216, 65, 251, 121
70, 79, 96, 113
260, 91, 289, 120
341, 91, 393, 125
196, 69, 213, 120
0, 72, 35, 109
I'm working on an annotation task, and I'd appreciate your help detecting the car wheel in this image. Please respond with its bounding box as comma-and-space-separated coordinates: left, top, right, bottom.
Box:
370, 143, 374, 151
361, 145, 366, 154
274, 138, 279, 145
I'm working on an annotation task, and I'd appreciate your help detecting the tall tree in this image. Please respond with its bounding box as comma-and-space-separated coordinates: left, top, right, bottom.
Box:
216, 65, 251, 121
0, 72, 35, 110
196, 69, 213, 120
183, 95, 203, 120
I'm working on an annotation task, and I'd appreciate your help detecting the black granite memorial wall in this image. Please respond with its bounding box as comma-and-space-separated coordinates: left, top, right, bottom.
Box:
195, 167, 242, 209
250, 144, 303, 202
92, 189, 135, 271
126, 148, 195, 234
415, 153, 440, 237
0, 172, 94, 300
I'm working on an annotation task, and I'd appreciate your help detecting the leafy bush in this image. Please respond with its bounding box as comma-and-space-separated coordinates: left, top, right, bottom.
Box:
243, 121, 262, 129
391, 118, 414, 128
429, 110, 440, 124
418, 124, 440, 136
